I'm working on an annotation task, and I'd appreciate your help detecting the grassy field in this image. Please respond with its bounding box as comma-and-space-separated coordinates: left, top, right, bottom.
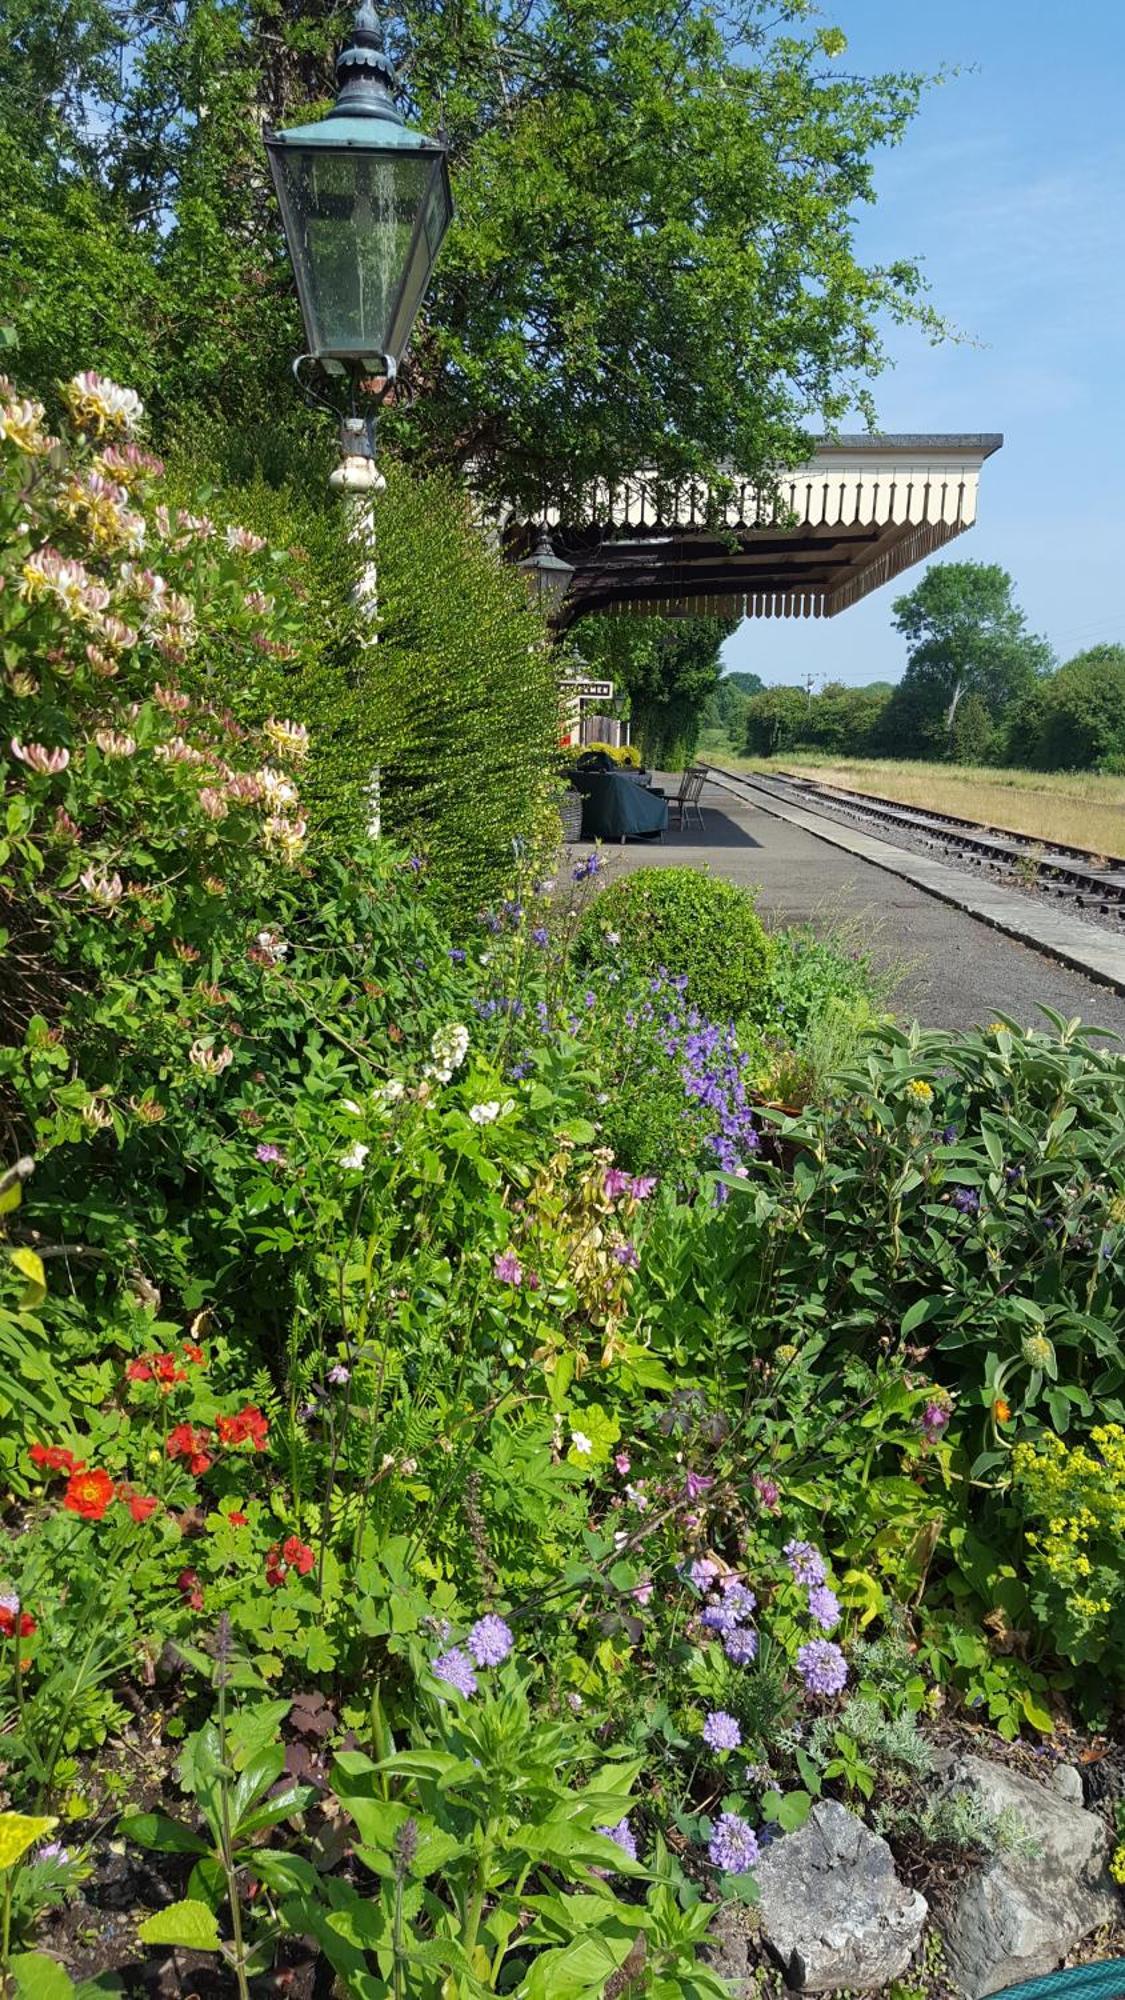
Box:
709, 752, 1125, 859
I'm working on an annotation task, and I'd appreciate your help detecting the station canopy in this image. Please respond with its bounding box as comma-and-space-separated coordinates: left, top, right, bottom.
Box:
522, 434, 1003, 627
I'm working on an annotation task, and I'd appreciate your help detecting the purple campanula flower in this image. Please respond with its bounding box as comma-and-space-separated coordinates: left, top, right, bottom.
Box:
784, 1540, 826, 1588
467, 1614, 514, 1666
408, 855, 424, 872
493, 1251, 523, 1286
921, 1400, 950, 1442
612, 1241, 640, 1269
797, 1639, 848, 1696
724, 1625, 759, 1666
531, 925, 550, 947
584, 990, 597, 1008
433, 1648, 478, 1697
708, 1813, 759, 1873
952, 1186, 981, 1215
807, 1584, 840, 1631
597, 1817, 638, 1863
940, 1124, 958, 1144
702, 1710, 741, 1751
449, 948, 467, 965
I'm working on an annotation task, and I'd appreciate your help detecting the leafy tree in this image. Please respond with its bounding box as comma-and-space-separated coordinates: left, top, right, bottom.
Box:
1007, 644, 1125, 772
743, 686, 809, 757
947, 689, 997, 766
883, 562, 1053, 755
574, 615, 733, 769
701, 670, 763, 745
800, 679, 890, 754
2, 0, 942, 504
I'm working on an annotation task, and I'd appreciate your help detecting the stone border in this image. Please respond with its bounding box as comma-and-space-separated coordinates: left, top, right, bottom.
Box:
703, 769, 1125, 1000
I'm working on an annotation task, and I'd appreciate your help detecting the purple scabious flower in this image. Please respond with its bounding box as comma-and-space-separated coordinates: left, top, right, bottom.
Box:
433, 1648, 478, 1697
952, 1186, 981, 1215
597, 1816, 638, 1863
256, 1142, 285, 1165
724, 1625, 759, 1666
784, 1539, 826, 1588
797, 1639, 848, 1697
689, 1557, 718, 1591
807, 1585, 840, 1631
708, 1812, 759, 1873
493, 1251, 523, 1285
467, 1614, 514, 1666
327, 1363, 350, 1387
702, 1710, 742, 1752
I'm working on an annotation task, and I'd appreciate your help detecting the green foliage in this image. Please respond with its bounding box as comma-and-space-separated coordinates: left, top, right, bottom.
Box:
575, 616, 733, 771
881, 562, 1054, 756
1012, 1426, 1125, 1675
2, 0, 943, 508
365, 463, 558, 919
577, 868, 771, 1020
1006, 644, 1125, 772
743, 685, 810, 757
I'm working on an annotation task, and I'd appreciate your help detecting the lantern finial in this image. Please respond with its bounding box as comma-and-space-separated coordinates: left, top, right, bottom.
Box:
331, 4, 403, 123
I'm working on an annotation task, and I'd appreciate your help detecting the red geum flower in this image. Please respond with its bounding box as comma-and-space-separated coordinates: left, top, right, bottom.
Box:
125, 1358, 153, 1382
176, 1567, 204, 1611
217, 1406, 269, 1452
189, 1451, 212, 1476
264, 1544, 286, 1588
29, 1443, 85, 1475
63, 1467, 115, 1520
227, 1511, 248, 1527
0, 1607, 36, 1639
282, 1535, 315, 1576
166, 1422, 210, 1463
125, 1494, 159, 1524
183, 1344, 206, 1366
152, 1354, 187, 1387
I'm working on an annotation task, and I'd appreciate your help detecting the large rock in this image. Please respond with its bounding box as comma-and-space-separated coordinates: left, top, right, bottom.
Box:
938, 1753, 1119, 1999
753, 1800, 928, 1991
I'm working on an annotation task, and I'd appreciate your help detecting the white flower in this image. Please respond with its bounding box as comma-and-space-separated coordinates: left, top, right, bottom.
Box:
80, 866, 123, 907
606, 930, 621, 946
570, 1430, 593, 1456
255, 928, 288, 964
189, 1039, 233, 1076
340, 1142, 370, 1170
427, 1022, 470, 1083
341, 1098, 363, 1116
64, 371, 144, 436
374, 1079, 405, 1107
470, 1101, 500, 1125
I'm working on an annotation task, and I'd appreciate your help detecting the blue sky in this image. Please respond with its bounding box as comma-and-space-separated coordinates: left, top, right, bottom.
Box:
721, 0, 1125, 690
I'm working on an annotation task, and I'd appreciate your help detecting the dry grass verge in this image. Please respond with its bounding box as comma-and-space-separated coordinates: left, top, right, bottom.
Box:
715, 755, 1125, 860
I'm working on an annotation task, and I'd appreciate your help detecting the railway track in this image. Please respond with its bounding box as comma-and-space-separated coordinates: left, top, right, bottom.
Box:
700, 765, 1125, 922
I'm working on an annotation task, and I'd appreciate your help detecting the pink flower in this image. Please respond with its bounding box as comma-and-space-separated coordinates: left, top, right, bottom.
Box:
614, 1452, 631, 1475
683, 1469, 713, 1502
493, 1251, 523, 1286
630, 1176, 657, 1199
604, 1169, 632, 1199
11, 739, 69, 775
197, 787, 229, 821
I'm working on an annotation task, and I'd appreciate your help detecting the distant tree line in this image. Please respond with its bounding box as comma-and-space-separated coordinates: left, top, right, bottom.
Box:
708, 561, 1125, 773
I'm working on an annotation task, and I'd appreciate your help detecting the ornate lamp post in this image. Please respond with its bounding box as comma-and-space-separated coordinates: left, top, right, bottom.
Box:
264, 1, 452, 489
516, 527, 576, 627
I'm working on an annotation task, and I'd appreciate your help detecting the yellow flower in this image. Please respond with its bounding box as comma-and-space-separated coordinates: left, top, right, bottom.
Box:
904, 1079, 933, 1103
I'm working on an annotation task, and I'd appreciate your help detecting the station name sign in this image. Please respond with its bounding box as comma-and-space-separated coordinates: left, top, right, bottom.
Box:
560, 678, 615, 702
